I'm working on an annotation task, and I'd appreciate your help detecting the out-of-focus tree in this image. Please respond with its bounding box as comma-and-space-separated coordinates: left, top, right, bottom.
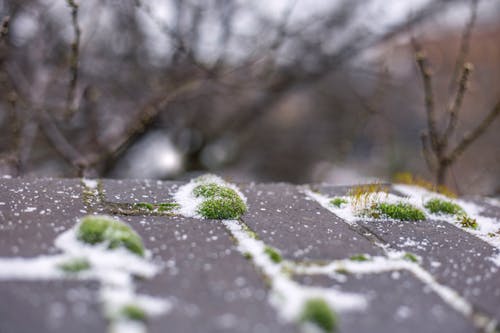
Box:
2, 0, 496, 192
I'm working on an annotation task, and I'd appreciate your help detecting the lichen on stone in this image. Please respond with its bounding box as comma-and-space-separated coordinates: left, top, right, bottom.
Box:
77, 215, 145, 256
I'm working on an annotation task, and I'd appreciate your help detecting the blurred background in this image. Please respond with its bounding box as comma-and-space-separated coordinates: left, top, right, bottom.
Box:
0, 0, 499, 195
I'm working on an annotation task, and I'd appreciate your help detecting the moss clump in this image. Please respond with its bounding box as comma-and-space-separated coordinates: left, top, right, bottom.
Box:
58, 258, 91, 273
133, 202, 179, 213
424, 198, 464, 215
330, 197, 347, 208
194, 183, 247, 219
300, 298, 337, 332
402, 252, 419, 263
264, 246, 282, 263
457, 214, 478, 229
157, 202, 179, 212
370, 202, 425, 221
77, 215, 145, 256
120, 304, 147, 322
349, 254, 369, 262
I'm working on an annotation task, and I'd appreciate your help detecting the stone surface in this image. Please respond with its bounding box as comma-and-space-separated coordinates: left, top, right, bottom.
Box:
1, 178, 500, 333
295, 272, 476, 333
240, 183, 383, 261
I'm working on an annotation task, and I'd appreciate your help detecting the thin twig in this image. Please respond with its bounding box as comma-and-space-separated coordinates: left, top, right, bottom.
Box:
0, 16, 9, 41
420, 132, 436, 172
449, 0, 479, 90
66, 0, 81, 117
414, 44, 440, 153
446, 101, 500, 163
443, 62, 473, 142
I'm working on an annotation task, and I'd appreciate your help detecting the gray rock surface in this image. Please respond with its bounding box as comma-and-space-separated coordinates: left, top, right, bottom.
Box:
1, 178, 499, 333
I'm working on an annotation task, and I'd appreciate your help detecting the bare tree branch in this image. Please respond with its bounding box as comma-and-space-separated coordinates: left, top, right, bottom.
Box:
65, 0, 81, 117
443, 62, 473, 142
449, 0, 479, 90
446, 100, 500, 163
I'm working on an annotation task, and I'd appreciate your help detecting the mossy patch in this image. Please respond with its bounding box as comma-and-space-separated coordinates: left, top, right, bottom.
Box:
349, 254, 369, 262
349, 183, 388, 211
120, 304, 147, 322
58, 258, 91, 273
194, 183, 247, 219
264, 246, 282, 263
300, 298, 337, 332
369, 202, 425, 221
402, 252, 419, 263
330, 197, 347, 208
77, 215, 145, 256
424, 198, 464, 215
132, 202, 179, 213
457, 214, 478, 229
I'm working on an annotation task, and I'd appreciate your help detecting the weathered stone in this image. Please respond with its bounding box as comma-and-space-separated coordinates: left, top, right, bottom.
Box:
295, 272, 476, 333
240, 183, 383, 261
0, 280, 103, 333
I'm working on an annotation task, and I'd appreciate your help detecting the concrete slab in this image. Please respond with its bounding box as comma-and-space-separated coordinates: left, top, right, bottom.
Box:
240, 183, 383, 261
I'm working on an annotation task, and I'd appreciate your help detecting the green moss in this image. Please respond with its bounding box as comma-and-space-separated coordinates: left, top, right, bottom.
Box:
77, 215, 145, 256
300, 298, 337, 332
244, 252, 253, 260
424, 198, 464, 215
402, 252, 419, 263
194, 183, 247, 219
370, 202, 425, 221
157, 202, 179, 212
132, 202, 179, 213
134, 202, 154, 211
264, 246, 282, 263
58, 258, 91, 273
330, 197, 347, 208
349, 254, 369, 262
335, 267, 350, 275
120, 304, 147, 322
457, 214, 478, 229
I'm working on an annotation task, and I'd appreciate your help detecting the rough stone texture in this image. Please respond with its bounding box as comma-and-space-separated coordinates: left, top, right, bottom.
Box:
358, 218, 500, 321
295, 272, 476, 333
0, 178, 84, 256
0, 280, 103, 333
1, 178, 500, 333
122, 215, 295, 333
240, 183, 383, 261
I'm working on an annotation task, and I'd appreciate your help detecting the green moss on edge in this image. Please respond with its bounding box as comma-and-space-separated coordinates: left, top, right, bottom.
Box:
458, 214, 478, 229
194, 183, 247, 219
264, 246, 282, 263
58, 258, 91, 273
120, 304, 147, 322
349, 254, 369, 262
424, 198, 464, 215
77, 215, 145, 256
330, 197, 347, 208
402, 252, 419, 263
371, 202, 425, 221
300, 298, 337, 332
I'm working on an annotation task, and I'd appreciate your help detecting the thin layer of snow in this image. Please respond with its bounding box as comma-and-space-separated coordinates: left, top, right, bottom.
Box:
293, 250, 472, 318
223, 219, 367, 323
174, 174, 247, 219
0, 219, 170, 333
394, 184, 500, 259
82, 178, 99, 189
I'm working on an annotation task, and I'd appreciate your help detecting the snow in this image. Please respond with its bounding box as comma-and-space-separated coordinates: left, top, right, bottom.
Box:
0, 220, 170, 333
173, 174, 247, 219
